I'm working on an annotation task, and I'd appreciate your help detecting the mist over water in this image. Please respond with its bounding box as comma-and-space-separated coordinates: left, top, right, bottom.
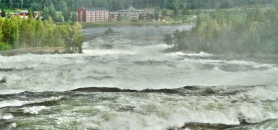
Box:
1, 25, 278, 129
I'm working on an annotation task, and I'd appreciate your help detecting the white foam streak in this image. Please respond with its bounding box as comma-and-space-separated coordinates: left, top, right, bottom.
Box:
22, 106, 49, 114
2, 113, 13, 120
0, 96, 63, 108
0, 34, 278, 95
0, 100, 24, 108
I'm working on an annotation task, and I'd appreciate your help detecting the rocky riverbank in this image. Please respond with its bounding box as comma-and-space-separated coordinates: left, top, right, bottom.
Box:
0, 47, 80, 56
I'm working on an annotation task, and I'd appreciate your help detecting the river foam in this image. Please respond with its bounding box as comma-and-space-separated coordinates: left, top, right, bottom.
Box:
0, 34, 278, 94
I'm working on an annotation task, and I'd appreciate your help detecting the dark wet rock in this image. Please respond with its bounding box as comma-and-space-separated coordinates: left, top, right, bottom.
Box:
240, 119, 248, 125
202, 88, 215, 95
0, 119, 7, 128
9, 110, 34, 117
134, 60, 168, 66
178, 123, 238, 130
0, 76, 6, 83
71, 87, 137, 93
53, 50, 60, 54
0, 68, 13, 72
0, 48, 67, 56
62, 50, 75, 54
0, 68, 33, 72
0, 49, 28, 56
142, 88, 180, 94
183, 86, 200, 90
101, 44, 113, 49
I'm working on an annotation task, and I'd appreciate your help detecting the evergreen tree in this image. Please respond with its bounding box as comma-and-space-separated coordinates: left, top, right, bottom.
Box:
146, 12, 150, 21
181, 7, 189, 15
1, 19, 13, 45
1, 5, 6, 17
42, 7, 49, 20
20, 0, 23, 8
173, 6, 179, 16
62, 1, 70, 22
139, 14, 143, 21
164, 34, 173, 45
117, 13, 122, 21
49, 3, 57, 19
275, 0, 278, 10
162, 8, 167, 19
154, 10, 159, 21
254, 7, 265, 22
155, 5, 160, 12
28, 8, 34, 19
71, 13, 78, 23
57, 15, 64, 22
35, 16, 44, 47
10, 16, 21, 48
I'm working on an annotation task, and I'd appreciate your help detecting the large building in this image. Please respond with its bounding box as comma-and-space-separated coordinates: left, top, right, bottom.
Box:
77, 7, 109, 22
109, 5, 153, 20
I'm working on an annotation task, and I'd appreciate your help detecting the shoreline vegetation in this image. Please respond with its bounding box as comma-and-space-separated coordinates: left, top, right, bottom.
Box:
79, 20, 189, 28
1, 1, 278, 57
0, 47, 68, 56
164, 7, 278, 55
0, 7, 84, 54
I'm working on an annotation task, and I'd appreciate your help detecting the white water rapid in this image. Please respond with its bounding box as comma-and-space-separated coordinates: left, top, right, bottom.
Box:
1, 25, 278, 130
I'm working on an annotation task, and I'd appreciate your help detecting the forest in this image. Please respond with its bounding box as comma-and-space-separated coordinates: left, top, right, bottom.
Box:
0, 9, 84, 52
0, 0, 277, 11
164, 6, 278, 54
1, 0, 278, 53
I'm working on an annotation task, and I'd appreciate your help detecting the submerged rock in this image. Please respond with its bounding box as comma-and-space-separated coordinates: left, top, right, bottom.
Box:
0, 77, 6, 83
0, 119, 7, 128
179, 123, 238, 130
53, 50, 60, 54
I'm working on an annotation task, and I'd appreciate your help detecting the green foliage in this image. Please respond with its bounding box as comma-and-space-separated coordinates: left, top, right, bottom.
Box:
146, 12, 151, 21
49, 3, 57, 19
57, 15, 64, 22
0, 0, 277, 12
71, 13, 78, 23
162, 8, 167, 18
0, 42, 12, 50
139, 14, 143, 21
164, 34, 173, 45
117, 13, 122, 21
275, 0, 278, 10
0, 12, 84, 51
181, 7, 189, 15
31, 1, 43, 11
28, 8, 34, 19
104, 27, 114, 35
155, 5, 160, 12
1, 5, 6, 17
61, 1, 70, 22
173, 6, 179, 16
154, 10, 159, 21
165, 8, 278, 54
42, 7, 49, 20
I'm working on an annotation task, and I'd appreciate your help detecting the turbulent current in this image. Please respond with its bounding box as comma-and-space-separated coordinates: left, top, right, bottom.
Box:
1, 25, 278, 130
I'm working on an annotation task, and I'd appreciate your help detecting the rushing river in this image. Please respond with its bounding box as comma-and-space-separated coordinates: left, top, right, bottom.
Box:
1, 25, 278, 130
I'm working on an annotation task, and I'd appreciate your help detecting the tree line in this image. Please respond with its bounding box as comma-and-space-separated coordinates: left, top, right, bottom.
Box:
0, 9, 84, 52
164, 6, 278, 54
1, 0, 277, 12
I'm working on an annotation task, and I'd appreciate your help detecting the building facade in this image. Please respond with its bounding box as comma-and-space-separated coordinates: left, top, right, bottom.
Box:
77, 7, 109, 22
109, 5, 153, 21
